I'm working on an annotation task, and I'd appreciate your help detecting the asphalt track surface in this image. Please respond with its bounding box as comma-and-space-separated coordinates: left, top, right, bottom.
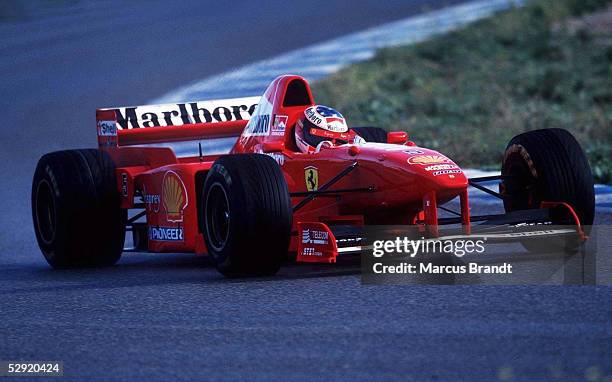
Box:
0, 1, 611, 381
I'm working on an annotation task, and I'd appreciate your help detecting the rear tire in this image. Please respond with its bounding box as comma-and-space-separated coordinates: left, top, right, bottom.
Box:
32, 149, 126, 268
500, 128, 594, 252
352, 126, 388, 143
201, 154, 292, 277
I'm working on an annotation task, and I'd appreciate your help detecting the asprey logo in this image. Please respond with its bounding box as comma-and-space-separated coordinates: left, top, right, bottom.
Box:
162, 171, 188, 222
304, 166, 318, 192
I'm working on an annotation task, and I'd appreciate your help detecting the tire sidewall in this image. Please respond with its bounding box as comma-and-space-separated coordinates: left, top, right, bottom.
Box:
202, 162, 249, 272
501, 129, 595, 252
32, 160, 71, 265
501, 129, 594, 227
31, 150, 125, 268
201, 154, 292, 276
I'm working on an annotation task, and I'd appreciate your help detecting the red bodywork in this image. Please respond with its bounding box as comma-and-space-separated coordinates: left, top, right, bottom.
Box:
95, 75, 484, 262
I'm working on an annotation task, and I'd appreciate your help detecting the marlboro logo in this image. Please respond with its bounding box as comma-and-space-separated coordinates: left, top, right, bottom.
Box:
101, 97, 260, 129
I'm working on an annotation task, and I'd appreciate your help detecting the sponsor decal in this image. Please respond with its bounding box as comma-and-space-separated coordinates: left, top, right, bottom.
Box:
243, 96, 273, 137
271, 115, 288, 136
305, 107, 323, 125
105, 97, 259, 129
304, 166, 318, 192
326, 124, 346, 133
432, 169, 463, 176
424, 164, 459, 172
149, 226, 184, 242
121, 173, 128, 197
325, 117, 347, 132
255, 147, 285, 166
403, 149, 424, 155
408, 155, 451, 165
142, 186, 160, 213
302, 247, 323, 256
266, 152, 285, 166
244, 114, 270, 136
301, 229, 329, 245
97, 120, 117, 136
162, 171, 188, 222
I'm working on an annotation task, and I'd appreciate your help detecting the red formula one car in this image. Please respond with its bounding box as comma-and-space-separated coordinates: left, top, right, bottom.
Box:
31, 75, 595, 276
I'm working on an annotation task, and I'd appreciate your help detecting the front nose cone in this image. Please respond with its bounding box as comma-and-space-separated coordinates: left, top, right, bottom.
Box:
418, 162, 468, 189
432, 170, 468, 191
405, 152, 468, 189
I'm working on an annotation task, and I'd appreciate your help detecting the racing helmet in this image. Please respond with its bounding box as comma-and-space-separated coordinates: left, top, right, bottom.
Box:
295, 105, 350, 153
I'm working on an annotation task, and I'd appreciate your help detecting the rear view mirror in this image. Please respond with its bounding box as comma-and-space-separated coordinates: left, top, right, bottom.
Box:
387, 131, 408, 144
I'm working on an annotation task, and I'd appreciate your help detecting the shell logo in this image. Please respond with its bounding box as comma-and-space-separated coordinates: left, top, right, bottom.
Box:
162, 171, 188, 222
408, 155, 450, 165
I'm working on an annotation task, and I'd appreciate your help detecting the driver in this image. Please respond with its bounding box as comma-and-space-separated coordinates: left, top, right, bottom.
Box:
295, 105, 361, 153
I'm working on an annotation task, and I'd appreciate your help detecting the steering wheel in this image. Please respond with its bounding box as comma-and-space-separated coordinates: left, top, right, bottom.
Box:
315, 140, 334, 153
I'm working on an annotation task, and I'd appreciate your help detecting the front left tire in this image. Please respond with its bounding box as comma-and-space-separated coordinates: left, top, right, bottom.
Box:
500, 128, 595, 252
201, 154, 292, 277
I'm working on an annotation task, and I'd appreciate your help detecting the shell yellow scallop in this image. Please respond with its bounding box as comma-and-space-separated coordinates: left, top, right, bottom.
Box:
162, 172, 187, 222
407, 155, 450, 165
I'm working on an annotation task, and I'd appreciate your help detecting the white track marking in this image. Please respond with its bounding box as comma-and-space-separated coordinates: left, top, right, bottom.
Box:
152, 0, 524, 103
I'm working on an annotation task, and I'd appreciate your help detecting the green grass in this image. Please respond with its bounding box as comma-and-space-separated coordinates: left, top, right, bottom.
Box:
312, 0, 612, 183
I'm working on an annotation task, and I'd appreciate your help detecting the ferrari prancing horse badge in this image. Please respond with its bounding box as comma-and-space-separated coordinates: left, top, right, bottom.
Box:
304, 166, 318, 192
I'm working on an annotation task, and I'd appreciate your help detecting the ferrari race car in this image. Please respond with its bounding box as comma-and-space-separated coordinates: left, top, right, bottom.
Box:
31, 75, 595, 276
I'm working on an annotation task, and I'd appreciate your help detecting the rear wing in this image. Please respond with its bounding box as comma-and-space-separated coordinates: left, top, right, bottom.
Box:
96, 97, 260, 154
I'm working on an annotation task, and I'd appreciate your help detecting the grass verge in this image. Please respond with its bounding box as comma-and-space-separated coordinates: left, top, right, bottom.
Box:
312, 0, 612, 183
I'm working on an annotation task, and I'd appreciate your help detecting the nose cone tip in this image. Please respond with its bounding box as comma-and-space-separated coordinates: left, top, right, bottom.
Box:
429, 170, 468, 188
403, 151, 468, 190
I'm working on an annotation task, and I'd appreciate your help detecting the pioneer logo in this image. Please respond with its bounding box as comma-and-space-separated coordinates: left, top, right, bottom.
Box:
149, 226, 184, 241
